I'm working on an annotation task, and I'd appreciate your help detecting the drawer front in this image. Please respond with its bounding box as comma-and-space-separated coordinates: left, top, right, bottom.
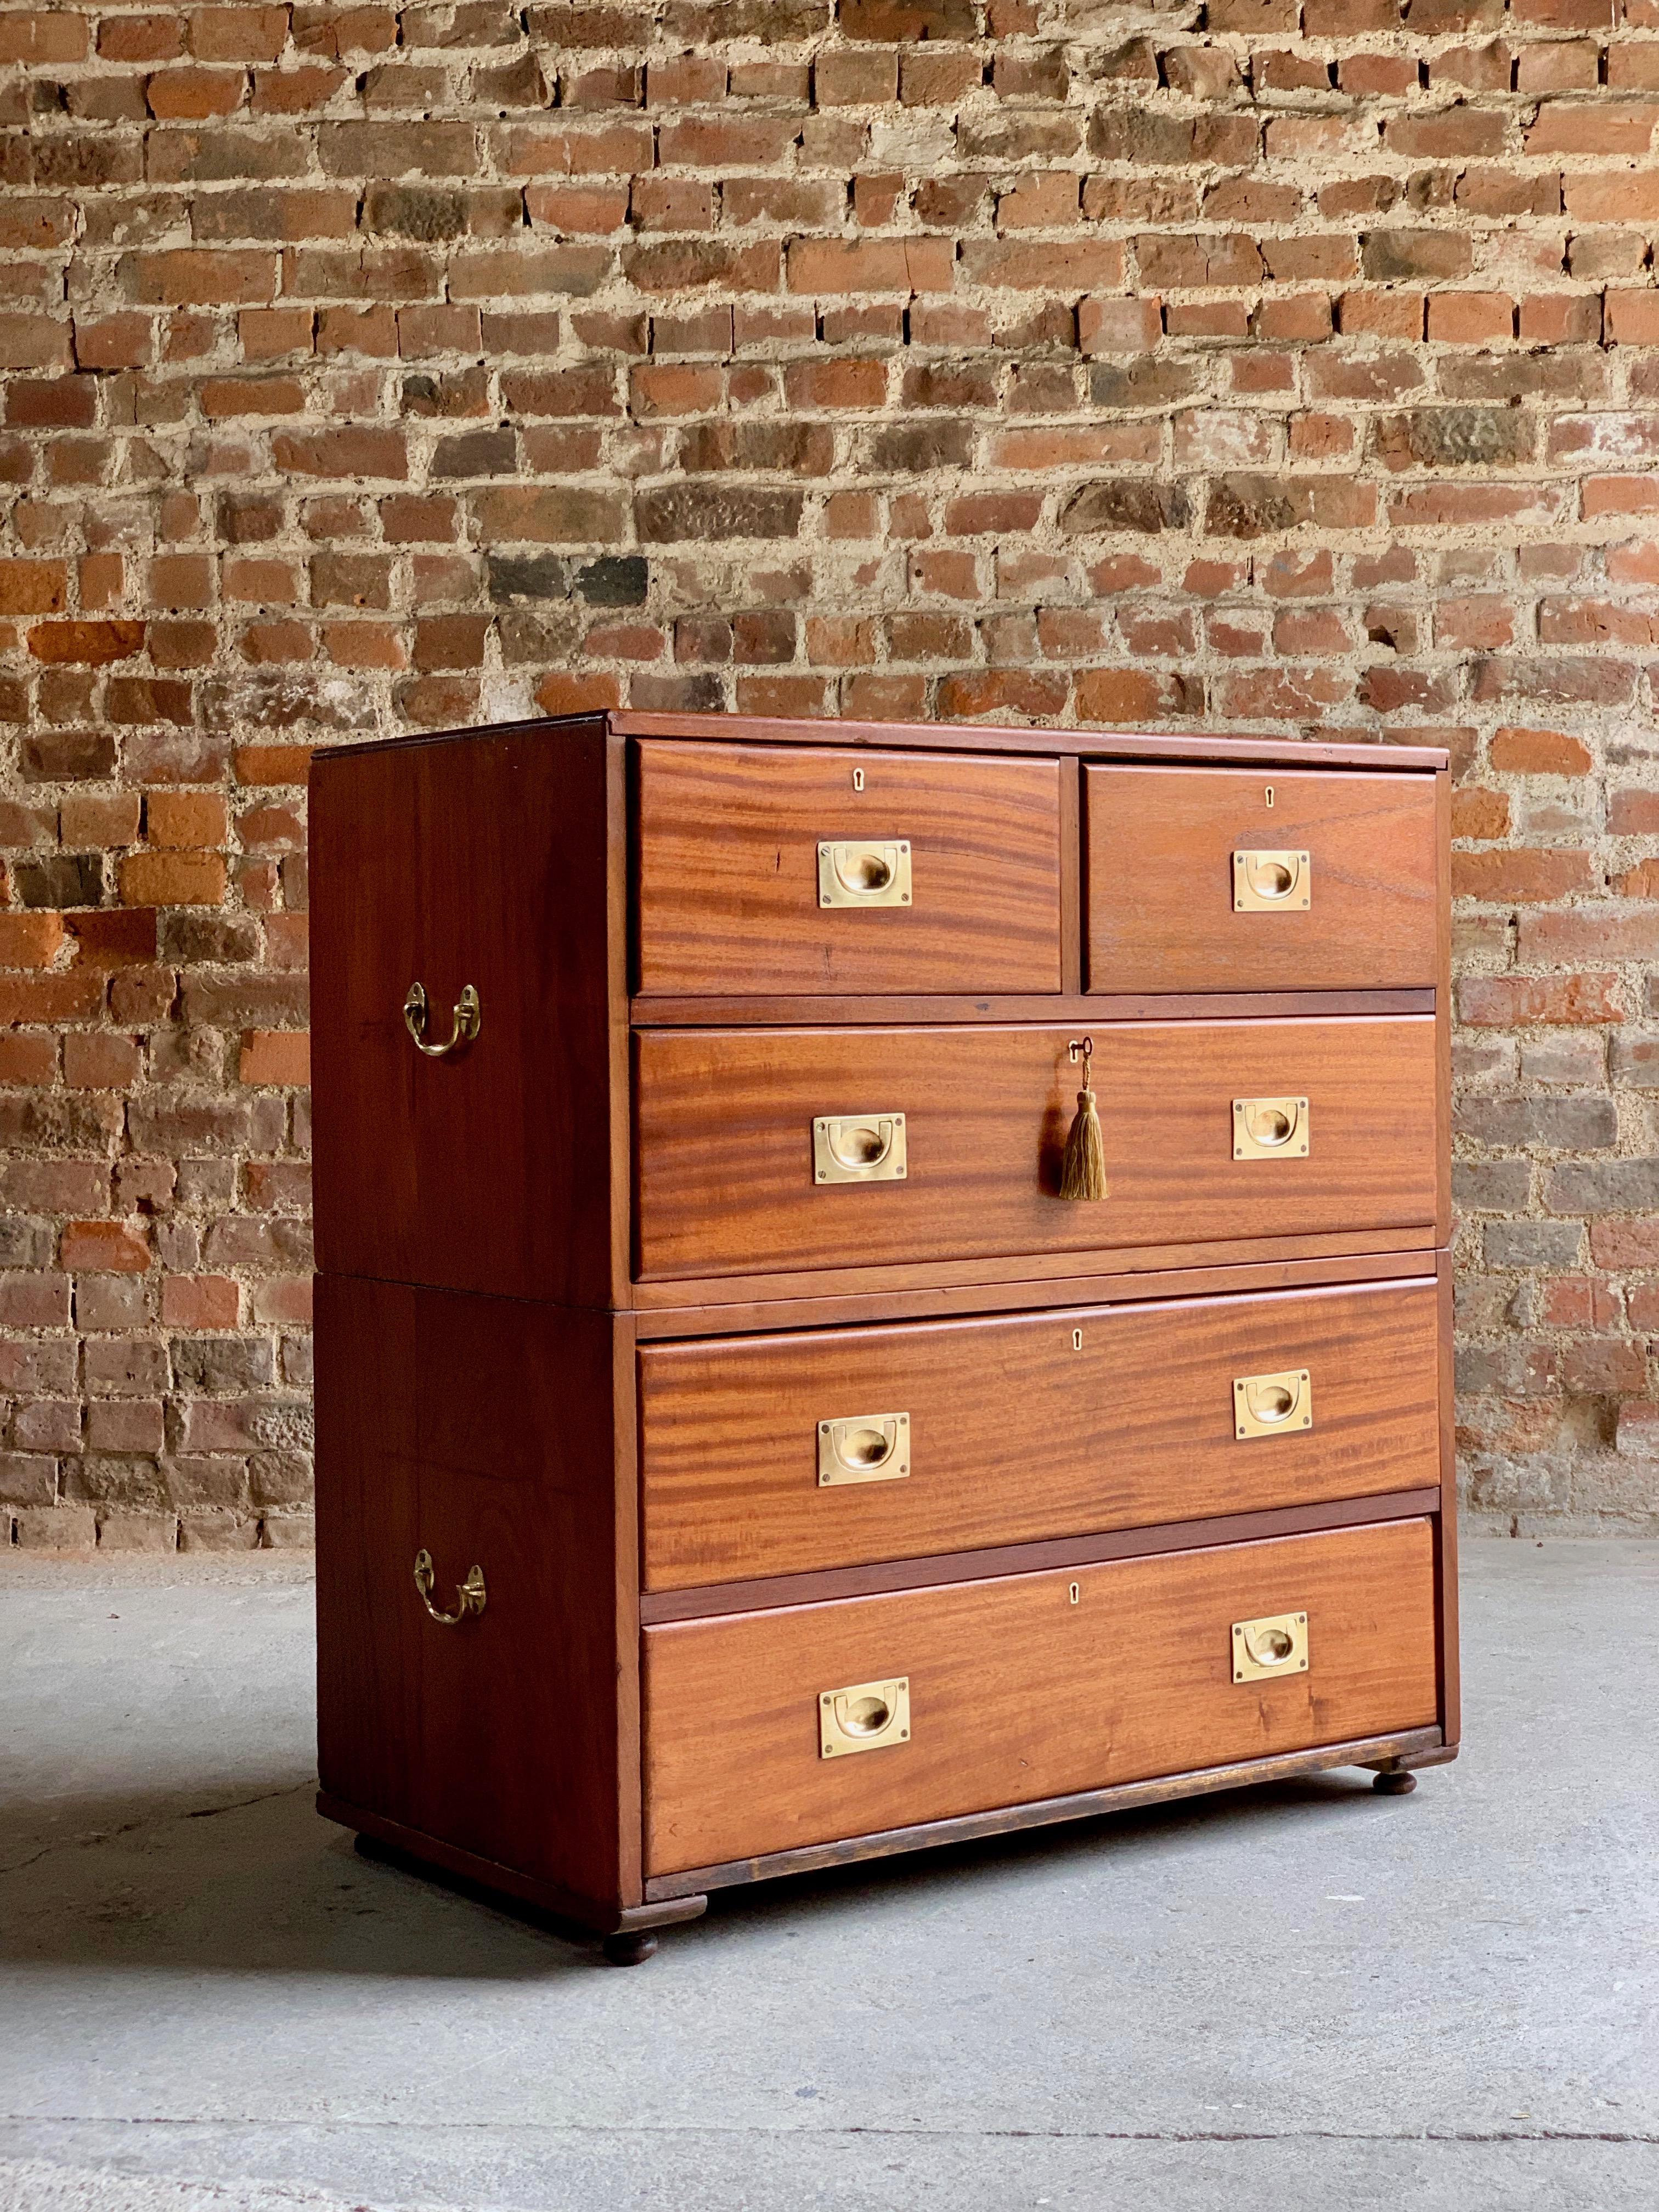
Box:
635, 740, 1063, 995
644, 1518, 1440, 1874
1085, 765, 1438, 994
634, 1017, 1437, 1281
638, 1279, 1441, 1590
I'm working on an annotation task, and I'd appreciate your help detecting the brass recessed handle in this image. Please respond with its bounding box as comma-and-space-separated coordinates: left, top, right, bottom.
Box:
1232, 1611, 1308, 1681
818, 1412, 910, 1486
819, 1675, 911, 1757
413, 1548, 486, 1625
403, 981, 481, 1058
1234, 1368, 1313, 1440
812, 1112, 907, 1184
819, 839, 912, 907
1233, 849, 1310, 911
1233, 1095, 1309, 1159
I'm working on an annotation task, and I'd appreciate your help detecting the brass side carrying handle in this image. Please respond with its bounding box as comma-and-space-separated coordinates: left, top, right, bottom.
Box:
404, 981, 481, 1058
812, 1112, 907, 1184
818, 1412, 910, 1486
818, 839, 912, 908
819, 1675, 911, 1757
413, 1547, 486, 1625
1232, 1611, 1308, 1681
1233, 849, 1310, 911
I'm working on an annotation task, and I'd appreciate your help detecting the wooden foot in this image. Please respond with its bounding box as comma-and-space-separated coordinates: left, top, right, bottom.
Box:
601, 1929, 659, 1967
1372, 1768, 1418, 1795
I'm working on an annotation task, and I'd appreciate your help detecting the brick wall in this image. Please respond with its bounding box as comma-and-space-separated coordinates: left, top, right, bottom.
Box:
4, 0, 1658, 1549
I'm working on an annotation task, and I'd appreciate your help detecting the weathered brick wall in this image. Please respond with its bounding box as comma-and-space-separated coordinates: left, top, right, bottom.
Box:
3, 0, 1657, 1549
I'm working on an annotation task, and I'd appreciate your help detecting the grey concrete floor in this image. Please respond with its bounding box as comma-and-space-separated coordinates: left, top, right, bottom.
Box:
0, 1541, 1654, 2212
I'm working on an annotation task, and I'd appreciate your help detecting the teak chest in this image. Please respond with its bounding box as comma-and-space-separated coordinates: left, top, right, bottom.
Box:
309, 711, 1457, 1964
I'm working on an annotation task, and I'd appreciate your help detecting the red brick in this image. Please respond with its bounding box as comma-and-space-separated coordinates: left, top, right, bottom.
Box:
60, 1221, 151, 1273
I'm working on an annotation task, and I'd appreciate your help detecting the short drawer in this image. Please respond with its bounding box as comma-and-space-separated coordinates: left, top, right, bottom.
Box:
638, 1278, 1442, 1590
1085, 765, 1438, 994
634, 739, 1062, 996
633, 1016, 1437, 1282
643, 1517, 1440, 1874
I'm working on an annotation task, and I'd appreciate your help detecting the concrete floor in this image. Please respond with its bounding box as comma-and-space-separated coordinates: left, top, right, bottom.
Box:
0, 1542, 1654, 2212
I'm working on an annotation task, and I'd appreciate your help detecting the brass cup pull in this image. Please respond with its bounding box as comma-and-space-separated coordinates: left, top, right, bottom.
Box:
1234, 1368, 1313, 1440
818, 839, 912, 908
1232, 1611, 1308, 1681
1233, 849, 1310, 911
819, 1675, 911, 1757
1232, 1095, 1309, 1159
813, 1112, 907, 1184
413, 1547, 486, 1626
818, 1411, 910, 1486
404, 981, 481, 1059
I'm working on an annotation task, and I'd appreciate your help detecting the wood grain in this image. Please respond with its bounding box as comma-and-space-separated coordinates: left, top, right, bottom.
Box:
634, 1016, 1438, 1282
630, 1246, 1438, 1339
639, 1277, 1442, 1588
634, 739, 1062, 995
314, 1276, 637, 1912
642, 1519, 1441, 1875
642, 1725, 1447, 1900
631, 989, 1437, 1026
639, 1488, 1441, 1624
1085, 765, 1438, 994
309, 724, 623, 1306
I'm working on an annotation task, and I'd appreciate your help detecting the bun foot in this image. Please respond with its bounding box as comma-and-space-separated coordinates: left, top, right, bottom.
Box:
1372, 1768, 1418, 1796
602, 1929, 659, 1967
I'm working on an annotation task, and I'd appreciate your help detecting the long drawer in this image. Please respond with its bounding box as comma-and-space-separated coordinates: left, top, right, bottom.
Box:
635, 739, 1063, 995
633, 1017, 1437, 1281
1086, 764, 1438, 994
643, 1518, 1440, 1875
637, 1278, 1441, 1590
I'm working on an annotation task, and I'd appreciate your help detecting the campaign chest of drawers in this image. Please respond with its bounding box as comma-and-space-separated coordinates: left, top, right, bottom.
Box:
309, 711, 1457, 1963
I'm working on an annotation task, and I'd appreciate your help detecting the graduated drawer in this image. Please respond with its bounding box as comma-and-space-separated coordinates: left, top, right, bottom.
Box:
633, 1017, 1436, 1282
1086, 765, 1438, 994
637, 1278, 1441, 1591
643, 1517, 1439, 1874
634, 739, 1063, 996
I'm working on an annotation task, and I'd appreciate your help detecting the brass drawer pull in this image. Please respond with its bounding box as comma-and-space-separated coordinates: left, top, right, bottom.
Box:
403, 980, 481, 1059
1233, 849, 1310, 911
1232, 1094, 1308, 1158
819, 1676, 911, 1757
813, 1113, 907, 1184
1232, 1611, 1308, 1681
818, 1411, 910, 1486
413, 1548, 486, 1626
818, 839, 912, 907
1233, 1368, 1312, 1440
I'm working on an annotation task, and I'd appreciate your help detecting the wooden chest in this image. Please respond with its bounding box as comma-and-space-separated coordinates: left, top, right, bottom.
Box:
309, 712, 1457, 1962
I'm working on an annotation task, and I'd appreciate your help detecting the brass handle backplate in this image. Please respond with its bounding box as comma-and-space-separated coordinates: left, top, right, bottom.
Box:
413, 1547, 486, 1626
1232, 1611, 1308, 1682
404, 981, 481, 1058
1232, 1095, 1309, 1159
818, 840, 912, 908
1233, 849, 1310, 911
813, 1113, 907, 1184
819, 1675, 911, 1757
817, 1411, 910, 1487
1233, 1368, 1313, 1440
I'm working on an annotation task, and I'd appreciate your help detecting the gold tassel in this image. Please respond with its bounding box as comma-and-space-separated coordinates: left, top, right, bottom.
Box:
1059, 1041, 1107, 1201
